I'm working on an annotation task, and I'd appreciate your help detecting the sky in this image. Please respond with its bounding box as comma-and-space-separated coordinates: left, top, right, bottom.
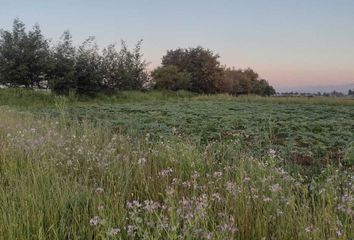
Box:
0, 0, 353, 91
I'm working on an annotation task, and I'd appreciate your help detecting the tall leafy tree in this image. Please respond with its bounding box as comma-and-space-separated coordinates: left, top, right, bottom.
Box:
221, 67, 275, 96
118, 40, 148, 90
0, 18, 49, 88
0, 18, 28, 87
25, 24, 51, 88
0, 18, 50, 88
75, 37, 103, 95
161, 47, 224, 93
49, 30, 76, 94
101, 40, 149, 92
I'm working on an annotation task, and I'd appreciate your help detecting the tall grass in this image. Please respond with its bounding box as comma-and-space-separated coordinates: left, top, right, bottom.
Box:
0, 107, 352, 239
1, 88, 353, 111
0, 89, 196, 110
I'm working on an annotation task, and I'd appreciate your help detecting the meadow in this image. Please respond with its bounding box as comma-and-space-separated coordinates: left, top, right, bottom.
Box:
0, 89, 353, 239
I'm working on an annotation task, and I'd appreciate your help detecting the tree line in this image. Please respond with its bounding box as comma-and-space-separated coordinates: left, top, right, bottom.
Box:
0, 18, 275, 96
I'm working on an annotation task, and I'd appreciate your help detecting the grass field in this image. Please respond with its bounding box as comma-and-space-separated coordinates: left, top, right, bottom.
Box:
0, 89, 353, 239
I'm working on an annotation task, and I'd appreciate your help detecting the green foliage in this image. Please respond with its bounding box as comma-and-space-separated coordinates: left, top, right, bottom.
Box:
44, 100, 352, 167
152, 65, 191, 90
161, 47, 224, 93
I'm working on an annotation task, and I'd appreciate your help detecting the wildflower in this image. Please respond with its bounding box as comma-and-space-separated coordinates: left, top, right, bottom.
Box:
143, 200, 161, 212
269, 148, 276, 157
171, 127, 177, 134
270, 184, 282, 193
108, 228, 120, 236
195, 194, 209, 212
276, 209, 283, 216
127, 200, 142, 209
305, 225, 314, 233
158, 168, 174, 177
212, 193, 222, 202
95, 187, 104, 194
126, 225, 136, 236
263, 197, 272, 202
217, 216, 238, 234
182, 181, 192, 189
89, 216, 100, 226
226, 181, 238, 196
192, 171, 200, 180
138, 157, 147, 165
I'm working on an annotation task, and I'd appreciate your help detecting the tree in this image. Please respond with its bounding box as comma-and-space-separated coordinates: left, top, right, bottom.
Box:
0, 18, 28, 87
221, 67, 275, 96
256, 79, 276, 96
161, 47, 223, 93
0, 18, 50, 88
101, 40, 148, 92
151, 65, 191, 90
25, 24, 51, 88
74, 37, 103, 96
118, 40, 149, 90
49, 31, 76, 95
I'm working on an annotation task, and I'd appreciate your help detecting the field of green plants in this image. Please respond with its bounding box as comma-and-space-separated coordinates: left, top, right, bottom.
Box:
0, 89, 353, 239
54, 100, 353, 166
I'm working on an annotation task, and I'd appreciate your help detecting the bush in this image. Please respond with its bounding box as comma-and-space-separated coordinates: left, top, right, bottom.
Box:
151, 65, 191, 91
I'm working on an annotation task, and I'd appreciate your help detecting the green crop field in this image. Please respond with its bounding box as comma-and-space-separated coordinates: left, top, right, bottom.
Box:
0, 89, 353, 239
51, 100, 353, 166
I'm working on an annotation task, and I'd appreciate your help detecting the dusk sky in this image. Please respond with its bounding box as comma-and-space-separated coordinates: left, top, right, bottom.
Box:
1, 0, 353, 91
